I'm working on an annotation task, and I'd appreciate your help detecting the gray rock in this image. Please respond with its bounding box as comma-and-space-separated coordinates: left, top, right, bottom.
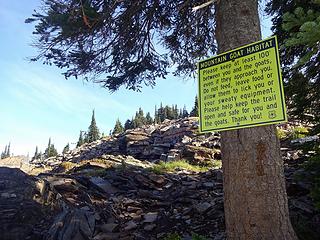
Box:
203, 182, 214, 188
124, 220, 138, 231
99, 223, 118, 233
195, 202, 212, 214
47, 209, 95, 240
143, 224, 156, 231
143, 212, 158, 223
94, 232, 120, 240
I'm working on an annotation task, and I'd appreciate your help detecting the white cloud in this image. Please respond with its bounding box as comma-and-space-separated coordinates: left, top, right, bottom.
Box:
7, 64, 131, 115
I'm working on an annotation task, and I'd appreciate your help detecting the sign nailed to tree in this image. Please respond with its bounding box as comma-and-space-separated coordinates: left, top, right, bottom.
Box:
198, 36, 287, 132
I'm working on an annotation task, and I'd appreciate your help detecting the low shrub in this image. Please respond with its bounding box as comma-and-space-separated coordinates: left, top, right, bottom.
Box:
290, 126, 309, 140
163, 233, 208, 240
303, 154, 320, 209
276, 128, 288, 140
164, 233, 181, 240
60, 161, 77, 171
151, 159, 213, 174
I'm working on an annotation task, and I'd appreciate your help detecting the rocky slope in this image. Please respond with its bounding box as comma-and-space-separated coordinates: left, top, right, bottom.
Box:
1, 118, 319, 240
30, 117, 221, 169
0, 162, 225, 240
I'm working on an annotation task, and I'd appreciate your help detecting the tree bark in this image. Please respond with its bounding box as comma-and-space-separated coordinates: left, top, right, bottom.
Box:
215, 1, 297, 239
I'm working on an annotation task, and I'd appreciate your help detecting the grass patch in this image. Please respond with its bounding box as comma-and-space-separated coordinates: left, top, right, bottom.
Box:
82, 168, 108, 177
206, 159, 222, 169
291, 126, 309, 140
150, 159, 216, 174
276, 125, 309, 140
163, 233, 181, 240
276, 128, 288, 140
60, 161, 78, 171
163, 233, 208, 240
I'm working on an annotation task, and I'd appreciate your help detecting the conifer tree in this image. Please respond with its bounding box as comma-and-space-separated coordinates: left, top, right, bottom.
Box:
6, 142, 11, 157
190, 96, 199, 117
1, 145, 7, 159
164, 105, 172, 119
83, 132, 89, 143
45, 138, 51, 158
266, 0, 320, 126
132, 107, 147, 128
182, 105, 189, 118
87, 110, 100, 142
62, 143, 70, 154
45, 138, 58, 158
158, 103, 165, 122
179, 108, 183, 118
124, 119, 133, 130
50, 144, 58, 157
32, 146, 40, 160
154, 105, 158, 124
174, 105, 179, 119
146, 112, 153, 124
112, 119, 124, 134
77, 131, 85, 147
34, 146, 39, 158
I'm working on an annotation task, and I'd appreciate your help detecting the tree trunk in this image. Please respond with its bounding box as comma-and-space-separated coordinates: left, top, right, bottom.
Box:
215, 1, 297, 239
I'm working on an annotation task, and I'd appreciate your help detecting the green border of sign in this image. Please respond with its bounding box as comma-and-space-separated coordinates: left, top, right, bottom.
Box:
198, 36, 287, 133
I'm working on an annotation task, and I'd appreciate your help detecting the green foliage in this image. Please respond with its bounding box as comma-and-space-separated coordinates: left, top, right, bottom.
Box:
133, 108, 147, 128
87, 110, 100, 142
27, 0, 216, 91
6, 143, 10, 158
266, 0, 320, 125
113, 119, 124, 135
282, 4, 320, 65
62, 143, 70, 154
1, 143, 11, 159
190, 96, 199, 117
276, 126, 309, 140
60, 161, 77, 172
163, 233, 208, 240
191, 233, 208, 240
181, 105, 189, 118
276, 128, 288, 140
32, 146, 42, 160
154, 103, 187, 122
151, 160, 212, 174
163, 233, 181, 240
290, 126, 309, 139
77, 131, 85, 147
145, 112, 153, 125
302, 154, 320, 209
124, 119, 134, 131
44, 138, 58, 158
123, 102, 190, 129
82, 168, 108, 177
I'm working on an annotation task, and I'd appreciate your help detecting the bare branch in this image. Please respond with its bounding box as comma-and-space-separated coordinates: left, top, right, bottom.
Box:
192, 0, 216, 12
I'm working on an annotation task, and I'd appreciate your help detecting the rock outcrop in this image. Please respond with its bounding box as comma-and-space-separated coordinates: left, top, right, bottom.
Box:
31, 117, 221, 168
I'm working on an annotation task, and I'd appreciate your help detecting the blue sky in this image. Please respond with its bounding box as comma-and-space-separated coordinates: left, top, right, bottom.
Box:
0, 1, 272, 156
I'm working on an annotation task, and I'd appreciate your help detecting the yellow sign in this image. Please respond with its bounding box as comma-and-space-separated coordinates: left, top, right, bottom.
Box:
198, 36, 287, 132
